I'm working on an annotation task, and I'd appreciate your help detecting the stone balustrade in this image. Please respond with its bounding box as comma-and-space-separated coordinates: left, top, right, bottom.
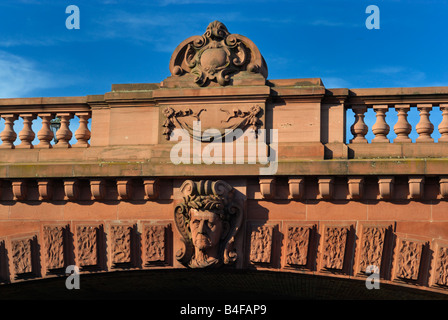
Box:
348, 103, 448, 144
0, 97, 93, 150
0, 112, 91, 149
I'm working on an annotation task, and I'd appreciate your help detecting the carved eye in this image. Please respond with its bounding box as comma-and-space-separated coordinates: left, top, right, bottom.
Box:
208, 222, 215, 229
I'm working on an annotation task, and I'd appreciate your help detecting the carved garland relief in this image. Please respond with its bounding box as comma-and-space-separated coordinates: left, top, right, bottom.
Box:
162, 104, 263, 141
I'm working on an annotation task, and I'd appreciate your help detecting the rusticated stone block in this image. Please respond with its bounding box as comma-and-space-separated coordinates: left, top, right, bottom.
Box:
285, 225, 313, 267
144, 224, 167, 264
249, 225, 274, 264
43, 225, 66, 270
77, 225, 102, 268
110, 224, 134, 266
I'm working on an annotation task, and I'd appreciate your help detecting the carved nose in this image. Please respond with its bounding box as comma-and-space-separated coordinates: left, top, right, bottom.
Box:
198, 220, 206, 233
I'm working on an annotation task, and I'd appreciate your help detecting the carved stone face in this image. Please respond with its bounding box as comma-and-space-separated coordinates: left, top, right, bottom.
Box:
188, 208, 229, 267
190, 209, 223, 248
174, 180, 243, 269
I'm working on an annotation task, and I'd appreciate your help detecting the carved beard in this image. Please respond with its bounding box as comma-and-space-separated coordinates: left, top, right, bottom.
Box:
189, 250, 219, 269
189, 235, 220, 268
194, 234, 212, 250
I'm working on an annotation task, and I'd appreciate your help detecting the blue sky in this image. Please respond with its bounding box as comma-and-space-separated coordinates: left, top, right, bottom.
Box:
0, 0, 447, 142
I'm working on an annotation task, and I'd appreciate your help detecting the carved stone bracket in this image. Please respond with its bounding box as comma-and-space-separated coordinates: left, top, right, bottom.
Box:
38, 180, 53, 201
90, 179, 106, 201
259, 177, 276, 200
64, 179, 79, 201
288, 176, 304, 200
440, 176, 448, 199
348, 177, 364, 200
12, 180, 27, 201
117, 179, 133, 201
143, 178, 159, 200
318, 177, 334, 200
378, 176, 394, 200
409, 176, 425, 200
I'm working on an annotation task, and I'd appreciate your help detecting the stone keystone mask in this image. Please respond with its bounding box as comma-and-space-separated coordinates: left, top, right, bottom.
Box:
174, 180, 243, 268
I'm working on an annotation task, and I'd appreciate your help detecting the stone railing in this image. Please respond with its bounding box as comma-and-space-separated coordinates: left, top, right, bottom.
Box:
348, 103, 448, 144
339, 87, 448, 159
0, 97, 91, 149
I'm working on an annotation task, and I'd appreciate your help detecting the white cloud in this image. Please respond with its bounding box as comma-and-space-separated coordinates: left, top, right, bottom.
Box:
0, 50, 55, 98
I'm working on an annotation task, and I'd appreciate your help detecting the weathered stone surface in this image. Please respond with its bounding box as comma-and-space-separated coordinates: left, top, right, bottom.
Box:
0, 21, 446, 298
110, 225, 133, 265
249, 225, 274, 264
395, 239, 423, 281
321, 226, 349, 271
144, 224, 166, 263
77, 225, 100, 268
285, 225, 312, 267
44, 225, 65, 270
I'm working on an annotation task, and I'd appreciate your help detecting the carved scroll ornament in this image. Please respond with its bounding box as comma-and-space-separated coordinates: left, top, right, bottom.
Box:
169, 20, 268, 87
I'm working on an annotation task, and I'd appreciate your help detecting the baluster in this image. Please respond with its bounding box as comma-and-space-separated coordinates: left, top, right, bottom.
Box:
438, 104, 448, 142
393, 104, 412, 142
17, 114, 37, 149
372, 105, 390, 142
54, 113, 74, 148
73, 112, 91, 148
36, 113, 55, 148
350, 106, 368, 143
0, 114, 18, 149
416, 104, 434, 142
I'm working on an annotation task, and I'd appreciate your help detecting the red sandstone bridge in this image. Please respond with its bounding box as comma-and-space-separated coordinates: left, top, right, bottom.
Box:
0, 21, 447, 300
